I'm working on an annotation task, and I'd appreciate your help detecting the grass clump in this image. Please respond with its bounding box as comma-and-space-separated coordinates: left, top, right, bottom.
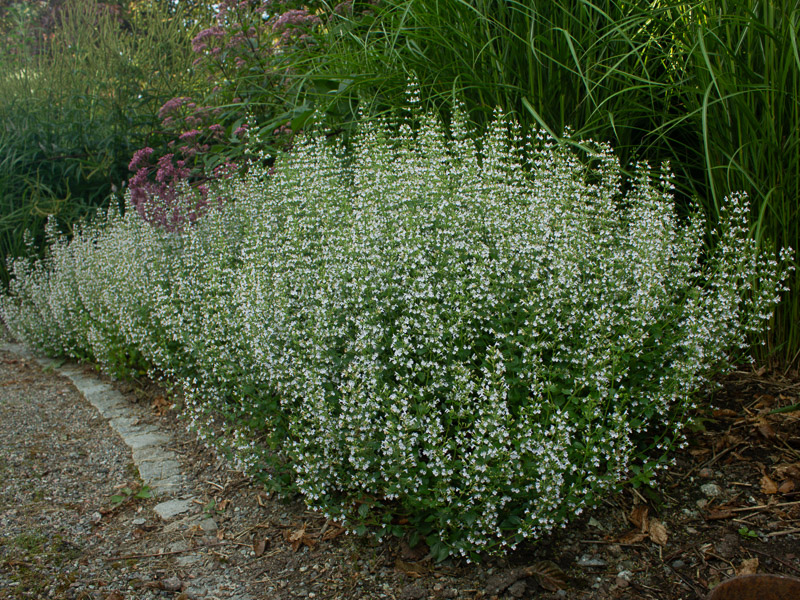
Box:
0, 94, 790, 558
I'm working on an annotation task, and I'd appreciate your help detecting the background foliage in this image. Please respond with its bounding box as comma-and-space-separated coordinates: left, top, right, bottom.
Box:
0, 0, 203, 283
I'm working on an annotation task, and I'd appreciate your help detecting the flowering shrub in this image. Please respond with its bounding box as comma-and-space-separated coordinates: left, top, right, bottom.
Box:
1, 100, 789, 559
125, 0, 335, 227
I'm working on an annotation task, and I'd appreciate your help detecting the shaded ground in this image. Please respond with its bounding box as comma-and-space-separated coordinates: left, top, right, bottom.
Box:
1, 349, 799, 599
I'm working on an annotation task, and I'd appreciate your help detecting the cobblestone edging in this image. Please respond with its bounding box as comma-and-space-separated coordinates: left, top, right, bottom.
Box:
2, 343, 193, 520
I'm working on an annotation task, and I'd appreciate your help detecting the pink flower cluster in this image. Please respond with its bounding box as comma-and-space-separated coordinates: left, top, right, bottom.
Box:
125, 0, 352, 232
127, 150, 207, 232
270, 8, 322, 44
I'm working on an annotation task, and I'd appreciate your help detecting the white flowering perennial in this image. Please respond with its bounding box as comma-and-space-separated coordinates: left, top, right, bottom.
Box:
0, 102, 790, 559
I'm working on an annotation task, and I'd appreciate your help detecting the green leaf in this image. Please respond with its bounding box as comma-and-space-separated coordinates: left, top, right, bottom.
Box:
408, 530, 420, 548
430, 540, 451, 562
135, 487, 152, 499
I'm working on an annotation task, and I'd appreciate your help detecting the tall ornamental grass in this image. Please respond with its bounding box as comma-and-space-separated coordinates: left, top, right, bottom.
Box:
1, 101, 789, 558
667, 0, 800, 365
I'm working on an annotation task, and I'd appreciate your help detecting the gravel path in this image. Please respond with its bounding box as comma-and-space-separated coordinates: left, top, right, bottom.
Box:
0, 346, 262, 599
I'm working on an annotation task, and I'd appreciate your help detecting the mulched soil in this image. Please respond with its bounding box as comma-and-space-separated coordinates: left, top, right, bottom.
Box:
1, 347, 799, 600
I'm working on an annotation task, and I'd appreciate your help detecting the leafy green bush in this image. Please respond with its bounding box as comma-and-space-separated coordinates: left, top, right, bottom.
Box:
1, 98, 789, 558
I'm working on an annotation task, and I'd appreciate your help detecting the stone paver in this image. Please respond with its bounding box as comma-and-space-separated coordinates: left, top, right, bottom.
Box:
153, 498, 195, 520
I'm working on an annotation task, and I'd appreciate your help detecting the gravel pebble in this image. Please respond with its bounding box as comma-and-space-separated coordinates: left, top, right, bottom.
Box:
700, 483, 724, 497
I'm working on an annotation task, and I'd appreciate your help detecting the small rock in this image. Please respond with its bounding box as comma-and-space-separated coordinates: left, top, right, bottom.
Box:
615, 577, 630, 589
132, 517, 146, 526
182, 586, 207, 599
576, 555, 607, 568
168, 540, 189, 553
699, 467, 714, 478
399, 583, 426, 600
486, 569, 523, 595
161, 576, 182, 592
176, 554, 200, 567
607, 544, 622, 556
617, 570, 633, 582
588, 517, 604, 529
508, 580, 527, 598
672, 559, 686, 569
199, 518, 217, 534
701, 483, 724, 498
91, 512, 102, 524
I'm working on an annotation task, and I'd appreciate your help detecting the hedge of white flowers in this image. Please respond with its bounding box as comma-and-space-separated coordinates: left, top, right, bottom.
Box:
1, 100, 790, 559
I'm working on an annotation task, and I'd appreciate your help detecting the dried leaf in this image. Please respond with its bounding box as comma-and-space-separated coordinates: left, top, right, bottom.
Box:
321, 523, 346, 542
522, 560, 566, 592
689, 448, 712, 459
395, 558, 428, 578
253, 536, 267, 557
736, 558, 759, 576
778, 480, 796, 494
756, 419, 777, 440
648, 520, 668, 546
629, 505, 649, 531
288, 525, 306, 543
706, 509, 735, 521
151, 395, 170, 415
755, 395, 776, 410
760, 474, 779, 495
782, 464, 800, 479
285, 524, 317, 552
713, 409, 739, 418
287, 525, 306, 552
217, 498, 230, 511
105, 593, 125, 600
618, 530, 648, 544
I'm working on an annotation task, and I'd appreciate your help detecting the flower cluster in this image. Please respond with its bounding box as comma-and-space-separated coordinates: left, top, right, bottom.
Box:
1, 97, 790, 558
124, 0, 332, 230
127, 93, 241, 230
